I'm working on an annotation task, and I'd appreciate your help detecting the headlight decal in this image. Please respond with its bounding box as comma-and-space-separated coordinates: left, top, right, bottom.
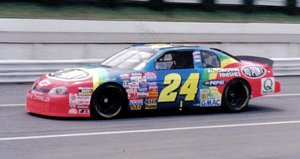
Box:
48, 87, 68, 95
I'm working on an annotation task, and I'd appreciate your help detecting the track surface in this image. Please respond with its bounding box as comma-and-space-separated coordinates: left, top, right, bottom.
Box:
0, 76, 299, 159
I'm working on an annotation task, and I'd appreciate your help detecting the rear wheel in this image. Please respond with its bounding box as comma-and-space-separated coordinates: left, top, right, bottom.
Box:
91, 85, 126, 119
222, 79, 250, 112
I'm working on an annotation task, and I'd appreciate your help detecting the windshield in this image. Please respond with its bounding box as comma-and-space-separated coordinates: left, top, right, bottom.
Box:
101, 47, 156, 70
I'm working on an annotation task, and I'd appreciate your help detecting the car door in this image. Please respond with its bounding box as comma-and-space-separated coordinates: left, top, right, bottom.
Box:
198, 49, 223, 107
154, 49, 202, 110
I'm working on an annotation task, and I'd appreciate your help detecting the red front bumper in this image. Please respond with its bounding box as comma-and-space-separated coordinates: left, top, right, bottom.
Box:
26, 90, 90, 118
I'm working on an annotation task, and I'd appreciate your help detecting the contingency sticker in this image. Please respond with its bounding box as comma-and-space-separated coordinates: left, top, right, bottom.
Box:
261, 77, 275, 94
121, 72, 158, 110
68, 87, 93, 114
198, 88, 222, 107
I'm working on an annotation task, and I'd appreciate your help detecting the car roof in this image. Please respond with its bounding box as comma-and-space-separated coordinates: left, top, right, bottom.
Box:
132, 44, 210, 50
132, 44, 240, 62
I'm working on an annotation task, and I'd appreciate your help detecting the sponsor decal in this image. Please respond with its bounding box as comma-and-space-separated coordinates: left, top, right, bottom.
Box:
200, 94, 208, 100
148, 86, 158, 92
199, 88, 221, 107
145, 98, 157, 110
77, 105, 89, 109
131, 72, 143, 76
144, 72, 157, 82
69, 94, 77, 107
139, 82, 148, 88
193, 52, 201, 63
219, 72, 240, 78
209, 87, 219, 95
199, 89, 209, 94
242, 66, 266, 78
29, 94, 50, 102
203, 80, 226, 86
147, 82, 158, 86
127, 88, 138, 93
127, 91, 138, 100
129, 82, 139, 88
200, 99, 221, 107
208, 68, 239, 73
123, 80, 129, 88
193, 51, 200, 55
138, 87, 148, 92
208, 68, 240, 78
138, 77, 147, 83
78, 87, 93, 96
79, 109, 90, 114
193, 55, 201, 59
47, 69, 90, 81
68, 88, 92, 108
261, 77, 275, 94
130, 73, 143, 81
76, 96, 91, 106
120, 74, 131, 79
148, 91, 158, 98
68, 108, 78, 114
130, 105, 142, 111
137, 92, 148, 98
129, 99, 143, 110
38, 79, 51, 87
129, 99, 143, 106
122, 72, 158, 100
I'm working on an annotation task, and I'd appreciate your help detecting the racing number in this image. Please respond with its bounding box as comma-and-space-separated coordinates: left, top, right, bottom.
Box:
158, 73, 181, 102
179, 73, 200, 101
158, 73, 200, 102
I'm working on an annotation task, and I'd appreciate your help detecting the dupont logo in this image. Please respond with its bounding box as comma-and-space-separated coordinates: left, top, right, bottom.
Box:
242, 66, 266, 78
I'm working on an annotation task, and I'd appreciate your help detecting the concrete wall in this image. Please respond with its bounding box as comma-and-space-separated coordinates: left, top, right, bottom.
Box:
1, 19, 300, 60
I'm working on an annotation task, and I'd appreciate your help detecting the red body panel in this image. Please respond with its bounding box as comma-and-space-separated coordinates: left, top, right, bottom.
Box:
26, 90, 89, 117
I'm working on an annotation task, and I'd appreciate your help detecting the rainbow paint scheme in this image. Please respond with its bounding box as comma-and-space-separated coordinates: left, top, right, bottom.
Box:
26, 44, 280, 117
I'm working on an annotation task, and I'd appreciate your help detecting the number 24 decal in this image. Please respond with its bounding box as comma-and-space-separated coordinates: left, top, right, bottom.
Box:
158, 73, 200, 102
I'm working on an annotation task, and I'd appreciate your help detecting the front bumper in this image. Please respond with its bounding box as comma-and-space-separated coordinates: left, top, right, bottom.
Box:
26, 90, 90, 117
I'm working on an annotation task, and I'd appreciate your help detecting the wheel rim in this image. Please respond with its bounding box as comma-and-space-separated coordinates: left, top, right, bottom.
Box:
94, 87, 123, 118
226, 82, 248, 108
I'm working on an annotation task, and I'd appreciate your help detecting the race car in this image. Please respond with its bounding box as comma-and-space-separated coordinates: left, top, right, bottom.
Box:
26, 44, 281, 118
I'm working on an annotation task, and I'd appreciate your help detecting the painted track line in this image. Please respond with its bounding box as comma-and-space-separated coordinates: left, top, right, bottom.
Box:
0, 104, 25, 107
1, 120, 300, 141
263, 93, 300, 97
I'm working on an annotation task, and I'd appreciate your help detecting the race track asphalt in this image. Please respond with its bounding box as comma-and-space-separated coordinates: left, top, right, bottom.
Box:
0, 76, 299, 159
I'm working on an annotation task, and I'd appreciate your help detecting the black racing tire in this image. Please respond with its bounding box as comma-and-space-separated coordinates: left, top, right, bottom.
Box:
91, 84, 127, 119
222, 79, 251, 112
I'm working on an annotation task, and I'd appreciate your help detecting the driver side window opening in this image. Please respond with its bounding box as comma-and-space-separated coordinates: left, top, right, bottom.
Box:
155, 50, 195, 70
201, 50, 221, 68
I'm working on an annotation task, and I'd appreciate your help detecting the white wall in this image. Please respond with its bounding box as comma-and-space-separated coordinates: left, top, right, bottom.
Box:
1, 19, 300, 60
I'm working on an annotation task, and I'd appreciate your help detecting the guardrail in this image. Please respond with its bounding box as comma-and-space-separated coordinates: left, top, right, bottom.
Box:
273, 58, 300, 76
0, 58, 298, 83
0, 59, 103, 83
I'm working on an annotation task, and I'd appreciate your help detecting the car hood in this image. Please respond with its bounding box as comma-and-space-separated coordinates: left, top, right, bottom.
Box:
34, 65, 134, 90
47, 65, 128, 80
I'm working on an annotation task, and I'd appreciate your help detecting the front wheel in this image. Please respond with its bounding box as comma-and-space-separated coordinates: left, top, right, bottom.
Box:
91, 85, 126, 119
222, 79, 251, 112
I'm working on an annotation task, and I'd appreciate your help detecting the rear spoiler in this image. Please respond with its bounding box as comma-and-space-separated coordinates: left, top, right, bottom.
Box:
236, 56, 274, 68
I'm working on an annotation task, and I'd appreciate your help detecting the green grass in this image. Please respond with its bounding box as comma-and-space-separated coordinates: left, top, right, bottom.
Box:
0, 2, 300, 23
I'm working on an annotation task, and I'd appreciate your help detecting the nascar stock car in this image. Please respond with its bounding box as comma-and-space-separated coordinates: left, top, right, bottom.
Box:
26, 44, 280, 118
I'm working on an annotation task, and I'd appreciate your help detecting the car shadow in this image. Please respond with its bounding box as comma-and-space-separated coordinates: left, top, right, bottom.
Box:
27, 104, 284, 121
